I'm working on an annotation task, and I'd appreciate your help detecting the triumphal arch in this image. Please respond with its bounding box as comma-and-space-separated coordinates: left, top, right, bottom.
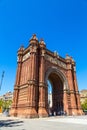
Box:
10, 34, 83, 118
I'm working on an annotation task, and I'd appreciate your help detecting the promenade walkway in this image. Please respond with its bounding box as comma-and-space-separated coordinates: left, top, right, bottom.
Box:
0, 115, 87, 130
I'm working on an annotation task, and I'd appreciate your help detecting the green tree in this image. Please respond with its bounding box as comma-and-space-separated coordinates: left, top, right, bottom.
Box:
0, 99, 12, 112
81, 99, 87, 110
0, 99, 3, 107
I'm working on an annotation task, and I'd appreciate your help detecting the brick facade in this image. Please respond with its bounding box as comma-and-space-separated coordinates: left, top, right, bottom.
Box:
10, 34, 83, 118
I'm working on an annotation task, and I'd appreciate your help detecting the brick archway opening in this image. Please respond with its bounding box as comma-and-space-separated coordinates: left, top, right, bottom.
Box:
47, 72, 64, 116
45, 67, 68, 116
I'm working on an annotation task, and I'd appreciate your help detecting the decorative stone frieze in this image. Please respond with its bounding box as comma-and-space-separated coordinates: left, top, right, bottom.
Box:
22, 52, 30, 61
45, 54, 66, 69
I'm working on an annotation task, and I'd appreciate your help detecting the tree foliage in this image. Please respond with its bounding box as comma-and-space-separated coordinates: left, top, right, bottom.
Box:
0, 99, 3, 107
81, 99, 87, 110
0, 99, 12, 112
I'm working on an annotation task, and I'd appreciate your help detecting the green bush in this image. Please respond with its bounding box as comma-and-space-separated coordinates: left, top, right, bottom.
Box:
0, 99, 12, 112
81, 99, 87, 110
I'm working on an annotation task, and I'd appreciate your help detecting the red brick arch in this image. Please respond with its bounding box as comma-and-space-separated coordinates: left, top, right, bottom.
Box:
10, 34, 83, 118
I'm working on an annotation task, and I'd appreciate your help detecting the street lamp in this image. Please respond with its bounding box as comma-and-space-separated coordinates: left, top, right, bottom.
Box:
0, 71, 5, 90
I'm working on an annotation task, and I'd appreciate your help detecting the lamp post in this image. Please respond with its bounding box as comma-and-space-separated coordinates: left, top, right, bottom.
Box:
0, 71, 5, 90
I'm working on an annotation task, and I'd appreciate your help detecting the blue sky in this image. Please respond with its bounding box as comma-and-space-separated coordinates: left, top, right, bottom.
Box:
0, 0, 87, 95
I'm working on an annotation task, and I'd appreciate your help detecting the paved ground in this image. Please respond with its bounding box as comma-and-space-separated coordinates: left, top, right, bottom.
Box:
0, 115, 87, 130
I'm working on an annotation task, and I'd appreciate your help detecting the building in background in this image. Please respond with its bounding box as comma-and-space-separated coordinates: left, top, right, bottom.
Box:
80, 90, 87, 104
0, 91, 13, 101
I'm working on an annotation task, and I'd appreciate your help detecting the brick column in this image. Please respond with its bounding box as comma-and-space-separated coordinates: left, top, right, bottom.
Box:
38, 40, 48, 117
72, 62, 83, 115
25, 34, 39, 118
10, 46, 24, 116
63, 90, 69, 115
66, 55, 77, 115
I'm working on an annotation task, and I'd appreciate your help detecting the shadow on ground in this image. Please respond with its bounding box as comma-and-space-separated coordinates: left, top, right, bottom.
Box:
0, 119, 24, 128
